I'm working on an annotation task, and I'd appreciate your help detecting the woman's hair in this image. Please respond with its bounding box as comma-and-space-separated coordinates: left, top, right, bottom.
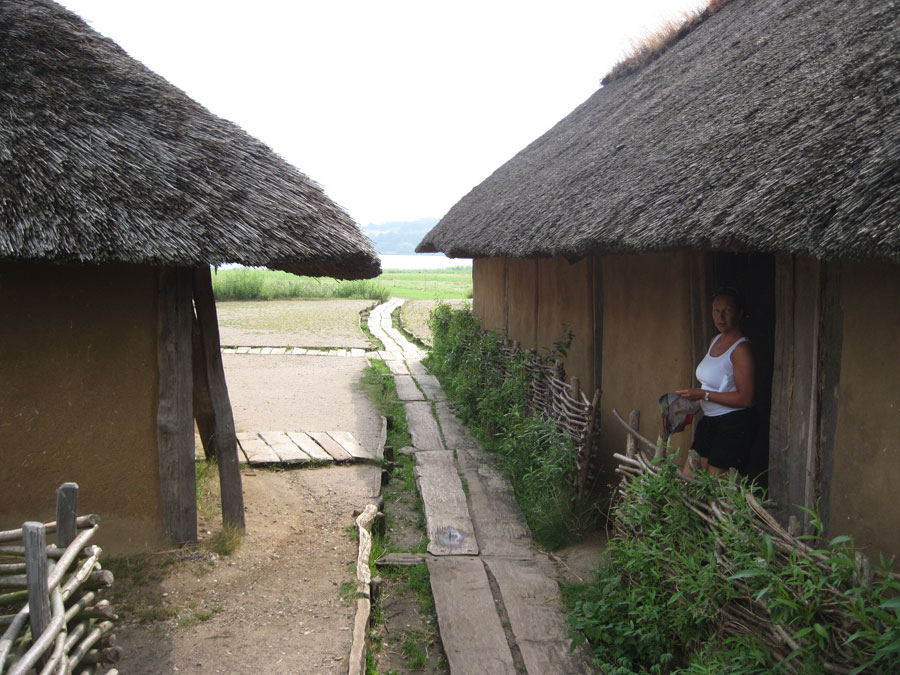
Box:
712, 284, 745, 312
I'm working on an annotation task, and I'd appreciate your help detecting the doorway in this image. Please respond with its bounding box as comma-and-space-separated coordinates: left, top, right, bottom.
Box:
706, 252, 776, 487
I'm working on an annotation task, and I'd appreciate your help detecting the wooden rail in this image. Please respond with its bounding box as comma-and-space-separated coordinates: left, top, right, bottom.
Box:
0, 483, 119, 674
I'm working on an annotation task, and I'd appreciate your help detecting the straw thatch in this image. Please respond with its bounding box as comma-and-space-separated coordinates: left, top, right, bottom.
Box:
0, 0, 380, 280
418, 0, 900, 263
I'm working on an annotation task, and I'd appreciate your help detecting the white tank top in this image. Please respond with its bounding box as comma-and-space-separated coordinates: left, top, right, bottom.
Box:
696, 335, 750, 417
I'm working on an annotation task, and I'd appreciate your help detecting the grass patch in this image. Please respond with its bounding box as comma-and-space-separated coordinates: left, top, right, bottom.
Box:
358, 359, 413, 449
205, 524, 242, 556
212, 266, 471, 301
402, 630, 429, 668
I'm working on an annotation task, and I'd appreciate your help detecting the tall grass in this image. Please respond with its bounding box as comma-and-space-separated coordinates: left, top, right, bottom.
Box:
212, 268, 390, 302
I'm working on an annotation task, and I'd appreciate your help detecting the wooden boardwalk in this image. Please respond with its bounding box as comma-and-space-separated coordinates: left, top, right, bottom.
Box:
368, 298, 592, 674
233, 430, 378, 466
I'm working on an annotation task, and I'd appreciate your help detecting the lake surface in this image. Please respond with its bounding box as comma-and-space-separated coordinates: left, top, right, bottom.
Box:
380, 253, 471, 270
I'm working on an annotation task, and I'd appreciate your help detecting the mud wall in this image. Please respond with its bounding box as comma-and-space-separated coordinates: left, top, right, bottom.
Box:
827, 260, 900, 560
472, 257, 506, 332
0, 262, 166, 554
598, 253, 695, 468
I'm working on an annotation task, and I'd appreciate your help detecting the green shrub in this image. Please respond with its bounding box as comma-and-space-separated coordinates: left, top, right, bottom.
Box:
568, 459, 900, 672
425, 304, 597, 549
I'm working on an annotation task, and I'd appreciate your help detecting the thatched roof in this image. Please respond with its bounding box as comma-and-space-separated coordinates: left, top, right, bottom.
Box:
418, 0, 900, 263
0, 0, 380, 279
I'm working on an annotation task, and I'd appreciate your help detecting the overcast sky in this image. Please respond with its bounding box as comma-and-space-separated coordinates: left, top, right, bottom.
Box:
59, 0, 706, 227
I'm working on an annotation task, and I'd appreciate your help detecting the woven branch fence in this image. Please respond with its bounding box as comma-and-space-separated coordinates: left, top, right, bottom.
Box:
496, 339, 602, 502
0, 483, 119, 675
612, 409, 891, 673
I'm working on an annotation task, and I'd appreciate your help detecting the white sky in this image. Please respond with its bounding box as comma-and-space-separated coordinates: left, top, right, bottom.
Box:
59, 0, 706, 227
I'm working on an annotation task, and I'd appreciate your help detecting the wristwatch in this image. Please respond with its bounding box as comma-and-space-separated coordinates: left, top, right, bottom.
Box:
704, 391, 710, 401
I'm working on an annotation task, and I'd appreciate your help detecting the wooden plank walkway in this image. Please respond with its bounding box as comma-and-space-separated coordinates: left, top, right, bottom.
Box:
393, 375, 424, 401
414, 451, 478, 555
232, 430, 375, 466
427, 556, 517, 675
404, 401, 443, 451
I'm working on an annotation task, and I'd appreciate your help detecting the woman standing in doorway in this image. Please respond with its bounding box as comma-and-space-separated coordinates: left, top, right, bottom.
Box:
676, 286, 757, 477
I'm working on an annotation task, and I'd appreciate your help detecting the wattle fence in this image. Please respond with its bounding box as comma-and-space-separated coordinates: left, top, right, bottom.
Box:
0, 483, 119, 675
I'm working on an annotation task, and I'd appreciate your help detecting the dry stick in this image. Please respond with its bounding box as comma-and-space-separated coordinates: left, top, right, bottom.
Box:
0, 516, 99, 544
7, 586, 65, 675
67, 621, 114, 671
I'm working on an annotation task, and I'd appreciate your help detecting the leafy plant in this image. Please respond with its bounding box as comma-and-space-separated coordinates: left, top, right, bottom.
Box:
424, 305, 598, 549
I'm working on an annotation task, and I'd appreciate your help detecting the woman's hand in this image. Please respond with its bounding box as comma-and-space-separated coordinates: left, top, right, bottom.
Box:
676, 388, 705, 401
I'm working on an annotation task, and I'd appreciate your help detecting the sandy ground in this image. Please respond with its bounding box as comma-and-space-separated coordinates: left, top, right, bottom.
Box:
114, 308, 383, 673
217, 299, 373, 349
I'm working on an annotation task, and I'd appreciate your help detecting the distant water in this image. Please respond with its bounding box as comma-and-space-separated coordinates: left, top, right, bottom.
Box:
379, 253, 471, 270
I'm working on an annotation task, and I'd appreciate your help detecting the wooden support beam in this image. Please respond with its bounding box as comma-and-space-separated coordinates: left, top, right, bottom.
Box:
192, 267, 245, 532
157, 267, 197, 546
191, 312, 216, 461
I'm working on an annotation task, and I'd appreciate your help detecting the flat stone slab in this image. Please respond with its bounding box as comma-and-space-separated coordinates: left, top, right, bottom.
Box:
308, 431, 353, 463
484, 557, 594, 674
286, 431, 334, 462
457, 446, 534, 559
394, 375, 424, 401
404, 401, 444, 451
258, 431, 309, 465
329, 431, 374, 461
428, 556, 517, 675
414, 451, 478, 555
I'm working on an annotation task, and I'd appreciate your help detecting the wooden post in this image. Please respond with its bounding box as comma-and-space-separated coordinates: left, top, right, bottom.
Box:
625, 410, 640, 459
191, 313, 217, 461
23, 522, 50, 664
192, 267, 245, 532
157, 267, 198, 546
569, 376, 581, 402
576, 389, 602, 503
55, 483, 78, 548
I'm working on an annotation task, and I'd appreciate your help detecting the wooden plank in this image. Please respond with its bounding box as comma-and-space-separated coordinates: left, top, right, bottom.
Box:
192, 267, 245, 531
309, 431, 353, 463
23, 522, 50, 655
393, 375, 424, 401
427, 556, 516, 675
456, 445, 533, 559
375, 552, 428, 567
386, 359, 409, 375
328, 431, 374, 461
485, 557, 593, 674
239, 436, 280, 465
414, 373, 446, 401
287, 431, 334, 462
434, 402, 480, 450
259, 431, 310, 465
404, 401, 443, 451
414, 451, 478, 555
157, 267, 197, 546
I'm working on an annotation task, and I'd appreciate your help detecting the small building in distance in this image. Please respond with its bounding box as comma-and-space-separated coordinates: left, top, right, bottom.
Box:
0, 0, 380, 553
418, 0, 900, 560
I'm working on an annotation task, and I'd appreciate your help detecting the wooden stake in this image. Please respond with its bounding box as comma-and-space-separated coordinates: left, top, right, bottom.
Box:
192, 267, 245, 533
625, 410, 640, 458
55, 483, 78, 549
23, 522, 50, 665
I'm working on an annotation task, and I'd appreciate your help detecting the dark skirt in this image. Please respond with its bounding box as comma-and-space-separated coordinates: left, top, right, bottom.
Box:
691, 407, 759, 471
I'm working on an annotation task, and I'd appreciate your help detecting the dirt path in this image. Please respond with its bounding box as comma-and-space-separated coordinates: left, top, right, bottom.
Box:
112, 301, 383, 673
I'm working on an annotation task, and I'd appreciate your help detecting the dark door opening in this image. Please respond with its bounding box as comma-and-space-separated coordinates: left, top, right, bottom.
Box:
708, 252, 776, 487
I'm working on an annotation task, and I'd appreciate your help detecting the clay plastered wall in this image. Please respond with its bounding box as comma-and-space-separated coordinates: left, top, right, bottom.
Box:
506, 258, 539, 348
535, 257, 595, 394
598, 253, 694, 468
472, 257, 507, 333
828, 260, 900, 561
0, 262, 165, 554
